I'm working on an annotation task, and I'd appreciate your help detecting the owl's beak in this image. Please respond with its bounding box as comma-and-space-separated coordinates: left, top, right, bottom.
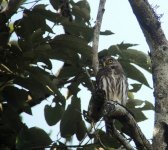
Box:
103, 62, 106, 67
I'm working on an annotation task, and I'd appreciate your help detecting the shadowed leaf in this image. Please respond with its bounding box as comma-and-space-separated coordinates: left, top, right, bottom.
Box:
44, 102, 64, 126
60, 96, 82, 138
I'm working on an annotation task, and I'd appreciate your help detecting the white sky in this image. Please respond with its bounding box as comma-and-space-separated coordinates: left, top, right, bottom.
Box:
21, 0, 168, 145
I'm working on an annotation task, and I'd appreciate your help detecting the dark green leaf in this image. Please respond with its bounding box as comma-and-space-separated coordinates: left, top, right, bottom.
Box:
67, 82, 80, 98
14, 77, 51, 101
2, 86, 28, 110
96, 130, 120, 148
100, 30, 114, 35
60, 96, 82, 138
58, 64, 82, 79
62, 21, 93, 42
121, 49, 151, 73
14, 9, 49, 39
44, 102, 64, 126
31, 28, 44, 44
49, 0, 62, 10
126, 99, 154, 122
17, 126, 52, 149
107, 44, 151, 73
126, 99, 144, 108
28, 127, 52, 147
1, 105, 23, 133
50, 34, 92, 57
130, 108, 148, 122
72, 0, 90, 22
26, 66, 57, 94
76, 120, 87, 141
121, 62, 150, 87
141, 100, 154, 110
117, 42, 138, 49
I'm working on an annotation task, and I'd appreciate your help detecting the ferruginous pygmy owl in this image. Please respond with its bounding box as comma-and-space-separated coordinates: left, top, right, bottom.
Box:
96, 56, 128, 136
96, 56, 128, 105
87, 56, 128, 123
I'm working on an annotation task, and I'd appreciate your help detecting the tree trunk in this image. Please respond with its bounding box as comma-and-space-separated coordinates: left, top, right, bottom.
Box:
128, 0, 168, 149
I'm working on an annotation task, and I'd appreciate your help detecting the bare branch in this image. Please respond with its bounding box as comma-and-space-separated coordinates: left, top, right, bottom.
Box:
92, 0, 106, 75
103, 101, 152, 150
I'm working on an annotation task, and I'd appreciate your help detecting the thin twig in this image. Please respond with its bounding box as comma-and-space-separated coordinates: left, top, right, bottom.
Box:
92, 0, 106, 75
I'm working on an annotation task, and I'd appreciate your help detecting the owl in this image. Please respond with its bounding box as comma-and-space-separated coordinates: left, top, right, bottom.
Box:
87, 56, 128, 124
95, 56, 128, 136
96, 56, 128, 106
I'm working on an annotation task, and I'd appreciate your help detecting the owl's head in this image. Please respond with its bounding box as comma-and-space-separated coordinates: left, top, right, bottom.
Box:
99, 56, 124, 73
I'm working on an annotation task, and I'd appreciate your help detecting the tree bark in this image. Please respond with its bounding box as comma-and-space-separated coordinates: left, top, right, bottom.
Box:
92, 0, 106, 75
128, 0, 168, 149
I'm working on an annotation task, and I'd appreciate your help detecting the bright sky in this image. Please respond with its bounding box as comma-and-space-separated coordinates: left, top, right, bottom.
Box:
21, 0, 168, 145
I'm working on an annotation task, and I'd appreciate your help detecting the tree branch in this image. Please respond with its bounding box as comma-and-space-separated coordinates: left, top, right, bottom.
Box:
128, 0, 168, 149
108, 119, 134, 150
103, 101, 152, 150
92, 0, 106, 75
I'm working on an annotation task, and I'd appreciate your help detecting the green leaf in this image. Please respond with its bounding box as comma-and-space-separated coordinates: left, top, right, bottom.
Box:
27, 66, 57, 94
107, 44, 151, 73
60, 96, 82, 138
117, 42, 138, 49
58, 64, 82, 79
14, 76, 51, 101
50, 34, 92, 57
31, 28, 44, 44
67, 82, 80, 98
28, 127, 52, 147
131, 108, 148, 122
17, 126, 52, 149
72, 0, 90, 22
121, 49, 151, 73
76, 120, 87, 141
126, 99, 154, 122
44, 102, 64, 126
100, 30, 114, 35
141, 100, 154, 110
49, 0, 62, 10
129, 83, 142, 92
1, 105, 23, 133
96, 130, 120, 148
2, 86, 28, 110
62, 21, 93, 42
126, 99, 144, 108
121, 62, 150, 87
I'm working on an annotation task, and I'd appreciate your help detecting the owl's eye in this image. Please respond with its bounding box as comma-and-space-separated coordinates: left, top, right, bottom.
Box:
108, 59, 113, 64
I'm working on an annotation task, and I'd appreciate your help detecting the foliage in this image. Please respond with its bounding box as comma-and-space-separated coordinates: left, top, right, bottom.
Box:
0, 0, 153, 149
